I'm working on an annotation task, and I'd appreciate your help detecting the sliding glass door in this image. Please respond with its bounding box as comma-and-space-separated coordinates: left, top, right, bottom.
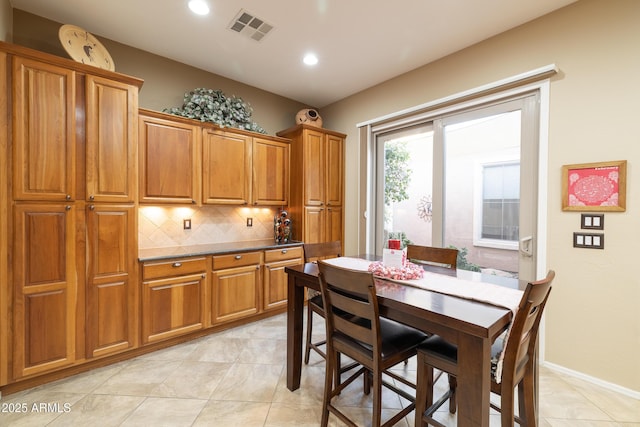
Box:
373, 94, 539, 279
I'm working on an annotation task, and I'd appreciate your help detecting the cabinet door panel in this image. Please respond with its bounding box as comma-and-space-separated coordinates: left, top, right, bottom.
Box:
325, 134, 344, 207
13, 204, 76, 378
303, 206, 324, 244
139, 114, 200, 204
264, 258, 302, 310
302, 129, 324, 206
252, 138, 289, 205
142, 273, 205, 343
12, 58, 76, 201
86, 205, 138, 357
86, 76, 138, 202
326, 206, 343, 243
203, 130, 250, 205
211, 264, 260, 323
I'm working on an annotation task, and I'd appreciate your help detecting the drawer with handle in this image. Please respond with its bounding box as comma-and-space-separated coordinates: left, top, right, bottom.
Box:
142, 257, 207, 280
264, 246, 303, 263
212, 251, 262, 270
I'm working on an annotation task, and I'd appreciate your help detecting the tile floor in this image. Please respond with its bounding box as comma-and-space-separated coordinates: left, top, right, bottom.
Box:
1, 311, 639, 426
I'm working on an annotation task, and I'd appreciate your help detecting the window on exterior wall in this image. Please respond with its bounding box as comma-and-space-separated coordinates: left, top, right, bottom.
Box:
477, 161, 520, 248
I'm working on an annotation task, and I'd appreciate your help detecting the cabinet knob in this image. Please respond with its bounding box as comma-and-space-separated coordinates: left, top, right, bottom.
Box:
65, 205, 71, 211
281, 249, 288, 254
192, 200, 196, 204
89, 205, 95, 211
89, 195, 95, 201
234, 255, 242, 260
172, 262, 182, 268
201, 274, 206, 279
65, 194, 71, 201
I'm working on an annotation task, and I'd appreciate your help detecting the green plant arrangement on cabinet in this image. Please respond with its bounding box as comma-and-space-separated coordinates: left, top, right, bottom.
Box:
165, 88, 266, 133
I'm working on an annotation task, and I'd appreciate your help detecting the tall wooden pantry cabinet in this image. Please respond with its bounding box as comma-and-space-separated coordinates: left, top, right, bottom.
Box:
277, 124, 345, 247
0, 41, 142, 385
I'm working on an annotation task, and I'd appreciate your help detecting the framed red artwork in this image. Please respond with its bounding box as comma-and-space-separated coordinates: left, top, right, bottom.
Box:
562, 160, 626, 211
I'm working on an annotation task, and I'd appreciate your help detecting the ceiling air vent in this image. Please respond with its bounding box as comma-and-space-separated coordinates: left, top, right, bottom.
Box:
228, 9, 274, 42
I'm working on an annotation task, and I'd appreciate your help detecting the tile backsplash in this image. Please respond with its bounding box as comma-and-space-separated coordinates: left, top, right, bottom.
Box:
139, 205, 279, 249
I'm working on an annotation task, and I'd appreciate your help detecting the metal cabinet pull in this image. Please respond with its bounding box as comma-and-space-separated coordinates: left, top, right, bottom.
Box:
89, 205, 95, 211
65, 194, 71, 201
65, 205, 71, 211
172, 262, 182, 268
235, 255, 242, 260
281, 249, 288, 254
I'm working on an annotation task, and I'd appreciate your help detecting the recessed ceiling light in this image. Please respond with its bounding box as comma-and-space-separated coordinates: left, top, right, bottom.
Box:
188, 0, 210, 15
303, 53, 318, 66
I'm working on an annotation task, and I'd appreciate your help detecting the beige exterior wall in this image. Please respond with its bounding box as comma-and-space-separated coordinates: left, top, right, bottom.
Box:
322, 0, 640, 393
8, 0, 640, 393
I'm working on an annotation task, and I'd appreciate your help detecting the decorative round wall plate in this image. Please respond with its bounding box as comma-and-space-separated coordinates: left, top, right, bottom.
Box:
58, 24, 115, 71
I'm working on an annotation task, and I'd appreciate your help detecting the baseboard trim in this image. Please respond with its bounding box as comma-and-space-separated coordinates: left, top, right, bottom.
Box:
542, 361, 640, 400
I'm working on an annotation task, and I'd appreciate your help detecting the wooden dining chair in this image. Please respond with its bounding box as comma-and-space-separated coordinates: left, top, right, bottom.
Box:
317, 260, 428, 427
302, 240, 342, 364
414, 270, 555, 427
406, 245, 458, 270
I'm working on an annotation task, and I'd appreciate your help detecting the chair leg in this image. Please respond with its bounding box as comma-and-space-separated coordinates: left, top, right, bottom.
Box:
415, 351, 430, 427
416, 351, 443, 427
304, 305, 314, 364
448, 374, 457, 414
500, 383, 515, 427
320, 349, 336, 427
520, 370, 537, 427
372, 370, 383, 427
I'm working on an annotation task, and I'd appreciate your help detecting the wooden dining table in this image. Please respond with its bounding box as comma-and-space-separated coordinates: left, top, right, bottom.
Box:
285, 257, 527, 427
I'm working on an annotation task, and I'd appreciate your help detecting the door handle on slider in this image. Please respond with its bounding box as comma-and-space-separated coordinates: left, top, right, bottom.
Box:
519, 236, 533, 257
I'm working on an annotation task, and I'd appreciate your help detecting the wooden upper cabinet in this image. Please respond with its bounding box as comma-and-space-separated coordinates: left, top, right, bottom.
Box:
139, 111, 200, 204
325, 134, 344, 207
302, 129, 325, 206
202, 129, 251, 205
12, 57, 76, 201
277, 124, 345, 246
85, 76, 138, 203
252, 137, 289, 206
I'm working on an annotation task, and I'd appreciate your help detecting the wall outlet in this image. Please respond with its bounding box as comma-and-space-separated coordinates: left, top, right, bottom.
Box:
183, 219, 192, 230
246, 217, 253, 227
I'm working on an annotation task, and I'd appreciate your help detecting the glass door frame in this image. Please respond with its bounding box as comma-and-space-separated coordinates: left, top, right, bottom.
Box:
364, 80, 550, 283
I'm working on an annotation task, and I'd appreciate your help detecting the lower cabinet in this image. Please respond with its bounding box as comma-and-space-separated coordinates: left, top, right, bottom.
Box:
86, 204, 138, 358
211, 251, 262, 324
12, 203, 77, 379
263, 247, 303, 310
141, 257, 207, 344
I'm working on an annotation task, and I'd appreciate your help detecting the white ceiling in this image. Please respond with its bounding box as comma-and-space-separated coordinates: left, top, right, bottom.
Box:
10, 0, 577, 108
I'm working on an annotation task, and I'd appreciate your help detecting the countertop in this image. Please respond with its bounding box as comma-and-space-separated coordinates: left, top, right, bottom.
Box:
138, 239, 303, 262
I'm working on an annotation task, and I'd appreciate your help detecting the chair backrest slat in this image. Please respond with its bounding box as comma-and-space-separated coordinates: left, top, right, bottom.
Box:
501, 270, 554, 384
318, 260, 380, 356
304, 240, 342, 263
406, 245, 458, 270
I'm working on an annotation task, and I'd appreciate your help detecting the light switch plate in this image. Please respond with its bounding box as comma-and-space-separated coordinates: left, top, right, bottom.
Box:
581, 213, 604, 230
183, 219, 191, 230
573, 232, 604, 249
